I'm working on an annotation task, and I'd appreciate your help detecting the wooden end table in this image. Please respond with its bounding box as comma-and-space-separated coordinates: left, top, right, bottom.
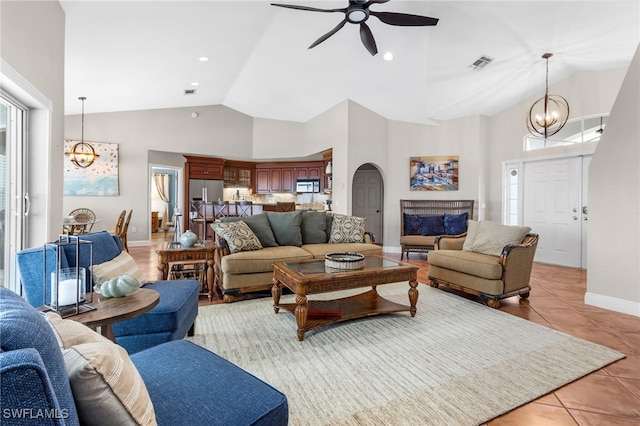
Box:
272, 255, 419, 341
156, 241, 215, 300
48, 288, 160, 342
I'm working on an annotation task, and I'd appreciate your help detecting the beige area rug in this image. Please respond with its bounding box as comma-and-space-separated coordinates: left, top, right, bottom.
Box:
187, 283, 624, 426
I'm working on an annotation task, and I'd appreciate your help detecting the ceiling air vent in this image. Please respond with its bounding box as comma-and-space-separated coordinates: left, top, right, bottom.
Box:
469, 55, 494, 71
184, 89, 197, 95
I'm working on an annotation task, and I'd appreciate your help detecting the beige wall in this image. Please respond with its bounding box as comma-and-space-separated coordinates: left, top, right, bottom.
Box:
0, 0, 65, 244
587, 45, 640, 315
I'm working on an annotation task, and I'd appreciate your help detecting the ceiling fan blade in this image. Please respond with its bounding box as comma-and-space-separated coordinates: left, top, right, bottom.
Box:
364, 0, 391, 6
309, 19, 348, 49
271, 3, 346, 13
359, 22, 378, 56
370, 11, 439, 26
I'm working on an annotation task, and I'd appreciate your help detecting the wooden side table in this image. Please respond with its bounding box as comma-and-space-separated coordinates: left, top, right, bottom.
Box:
69, 288, 159, 341
156, 241, 215, 300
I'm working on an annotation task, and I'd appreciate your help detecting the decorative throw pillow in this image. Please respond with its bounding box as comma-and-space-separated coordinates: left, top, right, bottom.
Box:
403, 214, 422, 236
90, 251, 147, 286
64, 342, 157, 426
329, 214, 366, 243
444, 212, 469, 235
45, 312, 110, 350
463, 220, 532, 256
265, 211, 303, 246
301, 211, 327, 244
211, 221, 263, 253
419, 215, 445, 236
222, 213, 278, 247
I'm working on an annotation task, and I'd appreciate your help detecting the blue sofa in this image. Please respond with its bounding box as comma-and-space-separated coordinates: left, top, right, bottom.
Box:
0, 286, 289, 425
15, 231, 199, 354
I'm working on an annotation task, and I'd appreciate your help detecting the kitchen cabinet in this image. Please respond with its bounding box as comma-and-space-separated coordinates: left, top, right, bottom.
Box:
184, 155, 224, 180
223, 161, 253, 188
255, 161, 324, 194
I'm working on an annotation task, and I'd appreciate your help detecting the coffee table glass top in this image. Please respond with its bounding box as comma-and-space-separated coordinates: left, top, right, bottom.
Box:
283, 256, 405, 276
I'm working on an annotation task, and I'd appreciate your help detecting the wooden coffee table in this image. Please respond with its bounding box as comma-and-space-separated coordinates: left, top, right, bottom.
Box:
69, 288, 159, 341
272, 256, 419, 341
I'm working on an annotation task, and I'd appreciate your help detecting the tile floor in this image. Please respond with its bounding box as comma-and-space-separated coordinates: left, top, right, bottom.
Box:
131, 234, 640, 425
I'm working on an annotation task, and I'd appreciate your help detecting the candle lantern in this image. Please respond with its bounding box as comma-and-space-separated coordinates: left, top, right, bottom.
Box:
43, 235, 96, 317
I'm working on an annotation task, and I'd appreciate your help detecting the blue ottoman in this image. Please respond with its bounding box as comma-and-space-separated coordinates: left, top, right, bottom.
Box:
114, 280, 200, 354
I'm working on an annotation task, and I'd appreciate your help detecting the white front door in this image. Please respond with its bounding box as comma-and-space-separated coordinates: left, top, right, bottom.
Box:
523, 157, 584, 267
352, 169, 383, 244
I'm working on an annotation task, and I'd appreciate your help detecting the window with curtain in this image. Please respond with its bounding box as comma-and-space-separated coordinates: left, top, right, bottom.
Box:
152, 174, 170, 229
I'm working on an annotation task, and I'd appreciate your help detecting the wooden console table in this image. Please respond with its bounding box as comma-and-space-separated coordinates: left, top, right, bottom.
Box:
156, 241, 215, 300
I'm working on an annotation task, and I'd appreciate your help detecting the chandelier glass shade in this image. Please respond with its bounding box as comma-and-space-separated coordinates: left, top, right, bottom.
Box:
65, 97, 99, 168
527, 53, 570, 139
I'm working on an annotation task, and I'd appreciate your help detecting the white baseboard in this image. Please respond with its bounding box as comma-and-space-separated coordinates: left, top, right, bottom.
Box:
128, 240, 151, 248
584, 292, 640, 317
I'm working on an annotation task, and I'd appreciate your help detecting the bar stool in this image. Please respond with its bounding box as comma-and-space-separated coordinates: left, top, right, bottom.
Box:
212, 201, 229, 220
236, 201, 253, 217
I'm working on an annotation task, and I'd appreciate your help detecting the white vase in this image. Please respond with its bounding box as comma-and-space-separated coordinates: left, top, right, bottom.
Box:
180, 230, 198, 248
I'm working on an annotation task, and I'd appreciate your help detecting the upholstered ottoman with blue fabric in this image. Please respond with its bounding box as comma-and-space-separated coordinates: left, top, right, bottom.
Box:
15, 231, 199, 354
0, 287, 289, 426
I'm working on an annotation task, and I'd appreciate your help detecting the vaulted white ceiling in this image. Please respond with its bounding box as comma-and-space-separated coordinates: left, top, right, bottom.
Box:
61, 1, 639, 124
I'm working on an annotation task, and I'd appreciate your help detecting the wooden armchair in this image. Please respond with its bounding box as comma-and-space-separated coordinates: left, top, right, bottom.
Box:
427, 221, 538, 308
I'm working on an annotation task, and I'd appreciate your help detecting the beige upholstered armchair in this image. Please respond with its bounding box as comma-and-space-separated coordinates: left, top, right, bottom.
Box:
427, 220, 539, 308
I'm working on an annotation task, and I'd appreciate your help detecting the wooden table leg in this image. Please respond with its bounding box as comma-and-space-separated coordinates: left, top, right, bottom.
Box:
100, 324, 115, 342
271, 278, 282, 313
409, 279, 419, 317
157, 253, 169, 281
206, 258, 214, 301
294, 294, 308, 341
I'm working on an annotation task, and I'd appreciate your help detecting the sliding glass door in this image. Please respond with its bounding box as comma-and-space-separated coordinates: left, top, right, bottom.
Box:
0, 95, 28, 292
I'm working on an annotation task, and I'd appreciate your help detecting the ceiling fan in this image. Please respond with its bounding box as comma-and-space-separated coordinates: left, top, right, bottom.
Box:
271, 0, 439, 56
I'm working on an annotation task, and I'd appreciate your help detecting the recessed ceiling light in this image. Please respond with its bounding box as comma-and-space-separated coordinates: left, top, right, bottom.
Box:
198, 56, 209, 62
383, 52, 394, 61
191, 82, 199, 86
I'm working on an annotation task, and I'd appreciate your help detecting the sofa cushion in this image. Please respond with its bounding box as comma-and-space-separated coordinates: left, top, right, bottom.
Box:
444, 212, 469, 235
131, 340, 288, 426
428, 250, 504, 280
419, 215, 445, 236
463, 220, 531, 256
64, 342, 156, 426
0, 287, 80, 424
301, 243, 383, 259
265, 211, 303, 246
400, 234, 436, 248
45, 312, 110, 349
328, 213, 366, 243
16, 245, 70, 307
221, 246, 313, 274
403, 213, 422, 235
222, 213, 278, 247
301, 211, 328, 244
90, 251, 148, 286
212, 221, 263, 253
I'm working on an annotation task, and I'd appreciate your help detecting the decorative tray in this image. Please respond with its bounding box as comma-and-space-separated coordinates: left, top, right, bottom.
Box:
325, 252, 365, 270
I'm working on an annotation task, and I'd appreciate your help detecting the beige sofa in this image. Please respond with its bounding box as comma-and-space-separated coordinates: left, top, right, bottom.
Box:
427, 220, 538, 308
212, 211, 382, 302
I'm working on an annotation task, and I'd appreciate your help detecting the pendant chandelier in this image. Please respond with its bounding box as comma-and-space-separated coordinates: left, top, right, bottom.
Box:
65, 97, 99, 168
526, 53, 570, 140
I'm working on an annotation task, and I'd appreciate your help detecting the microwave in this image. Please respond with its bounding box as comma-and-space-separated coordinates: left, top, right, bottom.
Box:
296, 179, 320, 193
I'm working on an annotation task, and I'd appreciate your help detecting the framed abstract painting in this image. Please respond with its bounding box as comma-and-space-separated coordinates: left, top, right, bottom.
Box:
410, 156, 459, 191
63, 140, 119, 196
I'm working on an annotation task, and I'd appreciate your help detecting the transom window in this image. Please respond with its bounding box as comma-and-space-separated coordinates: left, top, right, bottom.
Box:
524, 114, 608, 151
